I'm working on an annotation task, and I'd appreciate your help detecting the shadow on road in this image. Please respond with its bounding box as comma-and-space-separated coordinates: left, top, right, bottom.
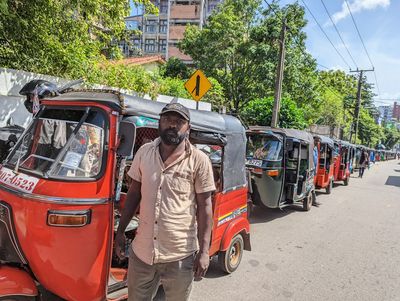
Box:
315, 190, 328, 196
394, 169, 400, 172
385, 176, 400, 187
204, 257, 227, 279
248, 205, 294, 225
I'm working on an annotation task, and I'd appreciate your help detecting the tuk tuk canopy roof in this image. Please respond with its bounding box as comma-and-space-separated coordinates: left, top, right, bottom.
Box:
334, 139, 352, 148
50, 90, 244, 135
48, 90, 247, 192
248, 126, 314, 145
313, 135, 334, 148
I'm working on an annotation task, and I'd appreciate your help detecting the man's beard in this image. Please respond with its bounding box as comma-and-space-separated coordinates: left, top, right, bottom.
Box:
159, 128, 187, 145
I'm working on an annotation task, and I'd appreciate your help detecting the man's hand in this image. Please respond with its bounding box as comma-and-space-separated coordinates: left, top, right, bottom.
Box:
193, 251, 210, 281
114, 231, 126, 260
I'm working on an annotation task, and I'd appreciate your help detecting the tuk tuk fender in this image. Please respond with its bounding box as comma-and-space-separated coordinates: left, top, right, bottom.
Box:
219, 217, 251, 252
0, 266, 38, 298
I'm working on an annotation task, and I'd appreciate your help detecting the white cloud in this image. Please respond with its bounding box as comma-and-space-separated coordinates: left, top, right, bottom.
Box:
332, 0, 390, 24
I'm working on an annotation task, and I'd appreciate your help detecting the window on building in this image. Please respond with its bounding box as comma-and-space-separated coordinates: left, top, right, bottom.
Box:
159, 20, 168, 33
145, 39, 156, 52
159, 39, 167, 52
133, 39, 141, 48
160, 1, 168, 14
145, 20, 156, 33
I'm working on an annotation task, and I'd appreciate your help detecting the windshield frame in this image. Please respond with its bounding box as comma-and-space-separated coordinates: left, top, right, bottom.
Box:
3, 105, 109, 182
246, 133, 284, 162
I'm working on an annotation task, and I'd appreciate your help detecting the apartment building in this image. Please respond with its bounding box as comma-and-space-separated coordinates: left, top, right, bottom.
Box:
119, 0, 223, 63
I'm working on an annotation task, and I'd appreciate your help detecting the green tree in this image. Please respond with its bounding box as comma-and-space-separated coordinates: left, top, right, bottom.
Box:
382, 126, 400, 149
179, 0, 318, 114
241, 97, 307, 129
160, 57, 192, 79
0, 0, 156, 78
357, 108, 384, 147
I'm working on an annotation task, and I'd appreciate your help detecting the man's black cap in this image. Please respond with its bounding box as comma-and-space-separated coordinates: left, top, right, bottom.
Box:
160, 103, 190, 121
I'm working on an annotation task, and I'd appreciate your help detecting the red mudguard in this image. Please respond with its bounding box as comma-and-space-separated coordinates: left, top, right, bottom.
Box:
0, 265, 38, 298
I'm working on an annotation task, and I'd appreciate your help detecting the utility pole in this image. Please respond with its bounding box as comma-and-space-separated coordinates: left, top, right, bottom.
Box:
271, 18, 286, 128
349, 68, 374, 143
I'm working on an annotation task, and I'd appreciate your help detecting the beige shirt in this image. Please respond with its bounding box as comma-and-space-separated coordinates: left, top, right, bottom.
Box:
128, 138, 215, 265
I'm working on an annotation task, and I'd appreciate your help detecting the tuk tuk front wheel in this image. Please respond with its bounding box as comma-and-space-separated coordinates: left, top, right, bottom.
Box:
218, 234, 244, 274
344, 177, 349, 186
326, 179, 333, 194
302, 193, 312, 211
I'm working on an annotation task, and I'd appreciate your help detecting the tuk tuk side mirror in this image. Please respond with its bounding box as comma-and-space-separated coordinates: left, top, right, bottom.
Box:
117, 121, 136, 157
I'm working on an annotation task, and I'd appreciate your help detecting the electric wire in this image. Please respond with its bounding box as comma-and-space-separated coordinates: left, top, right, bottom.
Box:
262, 0, 345, 100
344, 0, 381, 97
320, 0, 358, 69
300, 0, 351, 69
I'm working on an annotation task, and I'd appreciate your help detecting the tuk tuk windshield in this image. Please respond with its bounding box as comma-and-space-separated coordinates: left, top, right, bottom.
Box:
5, 108, 105, 179
246, 135, 283, 165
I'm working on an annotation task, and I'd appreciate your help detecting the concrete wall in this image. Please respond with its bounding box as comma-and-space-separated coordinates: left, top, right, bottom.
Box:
0, 68, 211, 127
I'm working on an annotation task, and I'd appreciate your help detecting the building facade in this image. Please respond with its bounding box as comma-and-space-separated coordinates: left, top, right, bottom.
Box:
393, 101, 400, 121
119, 0, 223, 63
378, 105, 393, 125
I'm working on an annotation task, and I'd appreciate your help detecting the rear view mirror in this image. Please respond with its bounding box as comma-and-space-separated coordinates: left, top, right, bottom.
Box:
117, 121, 136, 157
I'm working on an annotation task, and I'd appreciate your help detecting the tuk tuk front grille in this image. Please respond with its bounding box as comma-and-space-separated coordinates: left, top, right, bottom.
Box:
0, 201, 27, 264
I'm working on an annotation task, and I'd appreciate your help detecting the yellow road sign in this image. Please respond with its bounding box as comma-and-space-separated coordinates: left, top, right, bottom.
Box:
184, 69, 212, 101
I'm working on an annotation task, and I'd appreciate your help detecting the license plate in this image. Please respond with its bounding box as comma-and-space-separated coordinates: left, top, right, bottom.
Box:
0, 167, 39, 193
246, 159, 263, 167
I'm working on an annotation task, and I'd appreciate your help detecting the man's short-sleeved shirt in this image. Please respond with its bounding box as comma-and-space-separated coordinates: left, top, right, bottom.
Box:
127, 137, 215, 265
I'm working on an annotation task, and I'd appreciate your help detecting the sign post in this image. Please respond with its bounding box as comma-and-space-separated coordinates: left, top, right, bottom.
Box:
184, 69, 212, 109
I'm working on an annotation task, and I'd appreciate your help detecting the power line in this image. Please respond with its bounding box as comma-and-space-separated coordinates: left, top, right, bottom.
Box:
262, 0, 344, 100
300, 0, 351, 69
320, 0, 358, 69
344, 0, 381, 97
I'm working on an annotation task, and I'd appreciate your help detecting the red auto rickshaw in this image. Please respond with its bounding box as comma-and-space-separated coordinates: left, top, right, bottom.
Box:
333, 139, 351, 186
313, 135, 335, 194
0, 89, 250, 301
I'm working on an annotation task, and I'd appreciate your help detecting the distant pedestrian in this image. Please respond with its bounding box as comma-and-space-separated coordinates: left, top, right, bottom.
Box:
359, 150, 368, 178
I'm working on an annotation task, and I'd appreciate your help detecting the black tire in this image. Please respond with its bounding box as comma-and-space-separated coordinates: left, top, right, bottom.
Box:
326, 179, 333, 194
344, 177, 349, 186
302, 193, 312, 211
218, 234, 244, 274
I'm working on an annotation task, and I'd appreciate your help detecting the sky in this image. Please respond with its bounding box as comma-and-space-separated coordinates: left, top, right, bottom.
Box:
279, 0, 400, 107
128, 0, 399, 107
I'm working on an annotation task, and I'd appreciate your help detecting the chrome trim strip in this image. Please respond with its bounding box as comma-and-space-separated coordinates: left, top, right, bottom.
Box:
0, 184, 109, 205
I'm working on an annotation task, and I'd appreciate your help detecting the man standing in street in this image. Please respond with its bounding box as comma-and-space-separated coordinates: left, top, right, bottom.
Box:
115, 103, 215, 301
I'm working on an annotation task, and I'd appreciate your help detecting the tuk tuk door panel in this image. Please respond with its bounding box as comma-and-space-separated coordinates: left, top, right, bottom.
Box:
209, 188, 248, 256
251, 167, 284, 208
1, 191, 113, 301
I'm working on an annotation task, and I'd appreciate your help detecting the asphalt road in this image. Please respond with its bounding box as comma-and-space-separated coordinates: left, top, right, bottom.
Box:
190, 160, 400, 301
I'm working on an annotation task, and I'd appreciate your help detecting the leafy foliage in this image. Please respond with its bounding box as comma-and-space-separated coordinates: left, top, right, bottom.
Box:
160, 57, 192, 79
241, 97, 307, 129
0, 0, 156, 78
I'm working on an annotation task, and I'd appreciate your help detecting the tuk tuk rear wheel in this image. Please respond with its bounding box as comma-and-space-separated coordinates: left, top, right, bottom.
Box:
344, 177, 349, 186
302, 194, 312, 211
218, 234, 244, 274
326, 179, 333, 194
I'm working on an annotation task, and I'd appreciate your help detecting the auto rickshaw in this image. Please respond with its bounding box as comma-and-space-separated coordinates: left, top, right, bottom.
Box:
333, 139, 351, 185
0, 120, 24, 162
246, 127, 316, 211
0, 89, 250, 301
313, 135, 335, 194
